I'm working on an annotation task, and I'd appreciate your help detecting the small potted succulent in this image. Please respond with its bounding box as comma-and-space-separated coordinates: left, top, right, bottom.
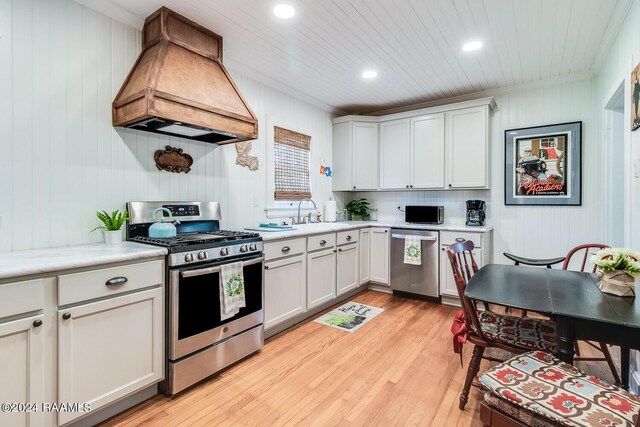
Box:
91, 210, 129, 244
345, 198, 370, 221
591, 248, 640, 297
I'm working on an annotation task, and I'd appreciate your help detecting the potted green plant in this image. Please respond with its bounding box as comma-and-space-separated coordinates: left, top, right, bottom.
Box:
591, 248, 640, 297
91, 210, 129, 244
345, 199, 370, 221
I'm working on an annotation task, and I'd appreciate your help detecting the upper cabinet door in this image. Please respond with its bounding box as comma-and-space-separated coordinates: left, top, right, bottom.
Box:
379, 119, 411, 189
332, 122, 353, 191
352, 123, 379, 190
446, 106, 489, 188
412, 113, 445, 189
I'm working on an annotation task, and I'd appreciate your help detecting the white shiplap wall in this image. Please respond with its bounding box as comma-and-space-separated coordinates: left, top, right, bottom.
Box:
356, 78, 603, 263
593, 0, 640, 395
0, 0, 335, 251
594, 0, 640, 251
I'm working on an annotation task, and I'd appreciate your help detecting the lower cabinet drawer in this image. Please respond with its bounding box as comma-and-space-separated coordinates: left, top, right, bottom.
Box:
264, 238, 306, 261
0, 279, 44, 319
440, 231, 482, 248
337, 230, 359, 246
58, 260, 164, 306
307, 233, 336, 252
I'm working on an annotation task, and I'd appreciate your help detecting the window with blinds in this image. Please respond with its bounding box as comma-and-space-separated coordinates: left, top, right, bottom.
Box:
274, 126, 311, 200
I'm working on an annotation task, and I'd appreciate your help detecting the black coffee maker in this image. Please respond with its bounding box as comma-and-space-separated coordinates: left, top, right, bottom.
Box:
466, 200, 486, 226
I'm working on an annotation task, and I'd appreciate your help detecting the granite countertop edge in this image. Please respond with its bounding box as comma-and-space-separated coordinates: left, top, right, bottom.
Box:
257, 221, 493, 241
0, 242, 168, 281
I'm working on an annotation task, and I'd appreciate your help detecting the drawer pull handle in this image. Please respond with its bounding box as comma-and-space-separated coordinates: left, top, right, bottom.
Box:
281, 246, 291, 252
455, 238, 466, 243
106, 276, 128, 287
338, 248, 343, 252
62, 313, 71, 320
346, 235, 352, 240
265, 265, 270, 270
33, 319, 43, 327
320, 240, 327, 245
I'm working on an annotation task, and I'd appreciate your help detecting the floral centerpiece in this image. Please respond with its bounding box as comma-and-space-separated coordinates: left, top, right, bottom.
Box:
590, 248, 640, 297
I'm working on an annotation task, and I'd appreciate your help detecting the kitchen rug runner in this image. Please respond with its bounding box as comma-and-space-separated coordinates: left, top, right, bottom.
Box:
314, 302, 384, 332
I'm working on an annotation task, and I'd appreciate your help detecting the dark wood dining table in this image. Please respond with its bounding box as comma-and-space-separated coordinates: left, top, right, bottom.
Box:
465, 264, 640, 389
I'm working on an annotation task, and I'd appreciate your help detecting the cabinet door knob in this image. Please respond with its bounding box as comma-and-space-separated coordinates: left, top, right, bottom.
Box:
338, 248, 343, 252
281, 246, 290, 252
449, 184, 452, 187
264, 265, 270, 270
33, 319, 43, 327
333, 249, 337, 253
106, 276, 128, 287
353, 186, 356, 189
410, 185, 413, 188
384, 230, 388, 233
320, 240, 327, 245
346, 235, 352, 241
62, 313, 71, 320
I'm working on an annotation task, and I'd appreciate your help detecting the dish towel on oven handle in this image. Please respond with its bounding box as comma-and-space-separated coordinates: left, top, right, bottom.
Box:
404, 235, 422, 265
220, 261, 246, 321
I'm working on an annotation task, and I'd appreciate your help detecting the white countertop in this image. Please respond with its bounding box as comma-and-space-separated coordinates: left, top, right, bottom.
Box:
0, 242, 168, 281
256, 221, 493, 241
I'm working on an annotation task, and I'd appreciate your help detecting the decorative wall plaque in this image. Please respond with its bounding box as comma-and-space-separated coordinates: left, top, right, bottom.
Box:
235, 141, 259, 171
154, 145, 193, 174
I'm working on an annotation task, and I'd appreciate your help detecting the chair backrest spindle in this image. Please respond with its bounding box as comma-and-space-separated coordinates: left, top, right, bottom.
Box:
447, 241, 484, 338
562, 243, 608, 273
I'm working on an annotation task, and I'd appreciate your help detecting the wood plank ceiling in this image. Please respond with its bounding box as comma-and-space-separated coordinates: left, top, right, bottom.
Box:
78, 0, 627, 114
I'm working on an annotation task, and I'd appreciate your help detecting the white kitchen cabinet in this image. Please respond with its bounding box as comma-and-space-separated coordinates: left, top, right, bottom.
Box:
307, 248, 336, 309
337, 242, 359, 295
370, 228, 390, 285
359, 228, 371, 284
439, 230, 492, 300
412, 113, 445, 188
57, 287, 163, 425
265, 254, 307, 329
332, 120, 379, 191
445, 106, 490, 188
440, 247, 483, 298
380, 119, 411, 189
0, 314, 44, 427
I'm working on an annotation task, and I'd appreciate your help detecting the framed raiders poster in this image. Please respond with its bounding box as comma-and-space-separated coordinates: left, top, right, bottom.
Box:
504, 121, 582, 206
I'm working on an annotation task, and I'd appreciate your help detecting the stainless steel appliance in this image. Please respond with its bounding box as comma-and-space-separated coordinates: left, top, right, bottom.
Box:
126, 201, 264, 395
390, 229, 440, 302
465, 200, 486, 226
404, 205, 444, 224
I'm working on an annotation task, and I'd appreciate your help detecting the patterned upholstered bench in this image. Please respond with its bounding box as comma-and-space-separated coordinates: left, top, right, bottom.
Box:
479, 351, 640, 427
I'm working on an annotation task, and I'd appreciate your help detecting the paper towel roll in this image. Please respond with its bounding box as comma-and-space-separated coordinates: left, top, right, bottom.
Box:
325, 200, 337, 222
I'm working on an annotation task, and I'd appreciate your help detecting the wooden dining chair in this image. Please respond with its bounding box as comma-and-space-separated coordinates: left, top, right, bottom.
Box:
563, 244, 621, 385
447, 243, 559, 410
502, 243, 620, 385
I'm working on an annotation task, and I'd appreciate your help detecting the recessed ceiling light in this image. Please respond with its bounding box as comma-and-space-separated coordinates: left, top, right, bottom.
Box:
274, 4, 295, 19
462, 40, 483, 52
362, 70, 378, 79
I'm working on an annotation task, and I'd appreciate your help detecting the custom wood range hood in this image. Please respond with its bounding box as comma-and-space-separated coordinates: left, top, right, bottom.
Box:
112, 7, 258, 145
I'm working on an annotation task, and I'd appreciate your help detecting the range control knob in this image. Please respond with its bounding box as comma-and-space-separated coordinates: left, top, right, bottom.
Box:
249, 243, 257, 251
239, 245, 248, 253
220, 247, 229, 256
185, 253, 194, 262
197, 251, 208, 260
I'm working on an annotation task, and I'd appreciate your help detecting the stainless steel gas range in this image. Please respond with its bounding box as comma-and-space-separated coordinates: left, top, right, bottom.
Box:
126, 201, 264, 395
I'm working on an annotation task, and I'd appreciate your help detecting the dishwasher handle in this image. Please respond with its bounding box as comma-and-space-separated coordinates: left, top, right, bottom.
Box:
391, 234, 437, 241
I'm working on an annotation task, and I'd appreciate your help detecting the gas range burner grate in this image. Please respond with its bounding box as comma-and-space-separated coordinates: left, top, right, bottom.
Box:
131, 230, 260, 248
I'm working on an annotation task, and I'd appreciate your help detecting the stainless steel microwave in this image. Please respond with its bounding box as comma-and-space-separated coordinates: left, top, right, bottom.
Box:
405, 205, 444, 224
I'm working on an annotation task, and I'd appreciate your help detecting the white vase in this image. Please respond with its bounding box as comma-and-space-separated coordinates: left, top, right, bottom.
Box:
104, 229, 123, 245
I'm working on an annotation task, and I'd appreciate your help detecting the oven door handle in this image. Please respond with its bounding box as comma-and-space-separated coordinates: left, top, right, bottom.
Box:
179, 256, 265, 278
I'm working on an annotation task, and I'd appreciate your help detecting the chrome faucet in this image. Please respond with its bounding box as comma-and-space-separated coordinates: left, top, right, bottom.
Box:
294, 199, 317, 224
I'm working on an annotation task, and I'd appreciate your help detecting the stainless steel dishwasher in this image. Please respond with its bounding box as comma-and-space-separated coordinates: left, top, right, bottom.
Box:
390, 228, 440, 302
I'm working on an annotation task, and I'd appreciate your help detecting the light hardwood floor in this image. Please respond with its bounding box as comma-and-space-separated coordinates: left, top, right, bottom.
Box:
101, 290, 619, 427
